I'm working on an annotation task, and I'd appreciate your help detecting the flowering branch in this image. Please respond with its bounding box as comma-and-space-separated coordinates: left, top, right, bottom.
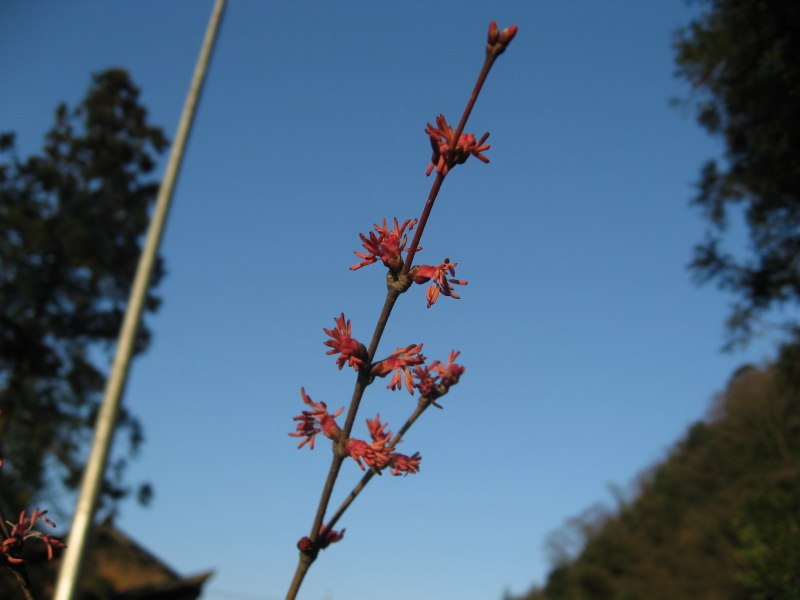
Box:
284, 21, 516, 600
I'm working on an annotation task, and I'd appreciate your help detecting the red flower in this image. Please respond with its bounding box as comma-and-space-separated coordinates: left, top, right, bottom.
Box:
346, 438, 394, 471
371, 343, 426, 394
411, 259, 468, 307
324, 313, 367, 371
388, 452, 422, 476
344, 415, 421, 476
425, 114, 490, 176
345, 414, 396, 471
1, 509, 65, 564
289, 388, 343, 449
487, 21, 518, 55
350, 218, 418, 272
431, 350, 466, 389
412, 364, 439, 399
365, 413, 391, 442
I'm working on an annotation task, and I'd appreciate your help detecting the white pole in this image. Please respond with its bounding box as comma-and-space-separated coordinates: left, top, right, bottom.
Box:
53, 1, 227, 598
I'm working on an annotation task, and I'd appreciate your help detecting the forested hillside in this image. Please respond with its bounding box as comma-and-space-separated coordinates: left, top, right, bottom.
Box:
515, 340, 800, 600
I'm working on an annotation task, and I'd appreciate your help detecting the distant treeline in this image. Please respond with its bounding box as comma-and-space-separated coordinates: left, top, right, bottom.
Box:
514, 340, 800, 600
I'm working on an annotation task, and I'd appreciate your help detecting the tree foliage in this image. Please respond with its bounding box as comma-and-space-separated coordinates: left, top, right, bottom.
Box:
674, 0, 800, 346
515, 341, 800, 600
0, 69, 167, 513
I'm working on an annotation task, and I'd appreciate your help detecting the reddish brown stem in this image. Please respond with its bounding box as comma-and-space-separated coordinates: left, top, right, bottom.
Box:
401, 173, 445, 274
342, 289, 401, 438
454, 51, 501, 143
401, 51, 502, 274
8, 567, 37, 600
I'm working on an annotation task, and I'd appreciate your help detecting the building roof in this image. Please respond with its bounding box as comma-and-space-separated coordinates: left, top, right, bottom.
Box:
6, 519, 213, 600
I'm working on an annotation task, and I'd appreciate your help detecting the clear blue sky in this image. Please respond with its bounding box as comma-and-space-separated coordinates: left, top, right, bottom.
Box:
0, 2, 784, 599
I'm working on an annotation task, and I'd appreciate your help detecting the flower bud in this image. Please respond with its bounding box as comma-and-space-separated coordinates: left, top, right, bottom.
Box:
488, 20, 500, 45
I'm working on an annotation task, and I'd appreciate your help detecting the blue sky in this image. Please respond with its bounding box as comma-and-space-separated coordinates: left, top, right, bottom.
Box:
1, 2, 785, 599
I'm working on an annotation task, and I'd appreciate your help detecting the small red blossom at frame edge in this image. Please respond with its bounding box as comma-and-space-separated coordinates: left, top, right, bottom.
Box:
371, 343, 426, 394
2, 508, 65, 564
323, 313, 367, 371
425, 114, 490, 177
289, 388, 344, 449
411, 259, 468, 308
350, 217, 418, 272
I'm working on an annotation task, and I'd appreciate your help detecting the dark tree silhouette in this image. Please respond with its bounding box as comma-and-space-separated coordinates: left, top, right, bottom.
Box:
675, 0, 800, 346
0, 69, 167, 513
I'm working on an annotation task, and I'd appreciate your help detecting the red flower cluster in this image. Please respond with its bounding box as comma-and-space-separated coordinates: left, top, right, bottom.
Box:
411, 259, 468, 307
345, 414, 395, 471
371, 343, 426, 394
324, 313, 367, 371
369, 346, 466, 402
425, 114, 490, 176
487, 21, 518, 55
345, 415, 421, 476
289, 388, 343, 449
1, 509, 65, 564
290, 394, 422, 476
412, 351, 466, 406
350, 217, 418, 272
